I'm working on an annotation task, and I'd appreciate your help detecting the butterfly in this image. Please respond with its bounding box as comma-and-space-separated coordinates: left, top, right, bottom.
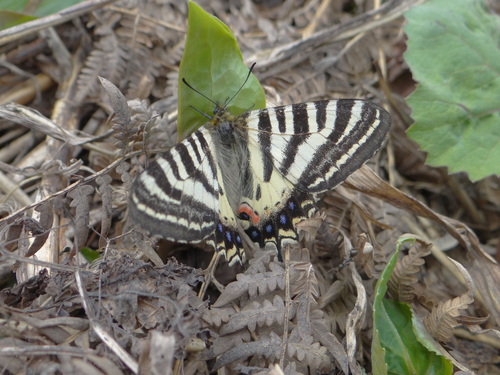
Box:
129, 76, 390, 265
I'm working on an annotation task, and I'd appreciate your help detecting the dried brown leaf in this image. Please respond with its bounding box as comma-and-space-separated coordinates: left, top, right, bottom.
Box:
68, 184, 94, 250
388, 235, 432, 303
309, 309, 349, 374
75, 33, 126, 104
212, 332, 282, 371
1, 268, 49, 307
24, 201, 53, 257
219, 295, 290, 335
138, 331, 175, 375
213, 257, 285, 308
287, 329, 333, 372
424, 259, 476, 342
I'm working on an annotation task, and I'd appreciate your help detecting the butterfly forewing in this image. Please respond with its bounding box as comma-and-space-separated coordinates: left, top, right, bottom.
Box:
244, 100, 391, 193
129, 98, 390, 264
129, 129, 220, 241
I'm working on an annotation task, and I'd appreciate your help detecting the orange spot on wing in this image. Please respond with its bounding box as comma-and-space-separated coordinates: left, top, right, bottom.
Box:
238, 203, 260, 225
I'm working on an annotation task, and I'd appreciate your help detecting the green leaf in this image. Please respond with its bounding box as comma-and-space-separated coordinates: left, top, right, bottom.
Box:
0, 10, 36, 29
405, 0, 500, 181
79, 247, 101, 264
177, 1, 266, 140
0, 0, 83, 29
372, 235, 453, 375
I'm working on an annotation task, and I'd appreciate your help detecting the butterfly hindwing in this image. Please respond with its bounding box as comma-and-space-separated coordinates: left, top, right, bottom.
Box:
235, 137, 314, 260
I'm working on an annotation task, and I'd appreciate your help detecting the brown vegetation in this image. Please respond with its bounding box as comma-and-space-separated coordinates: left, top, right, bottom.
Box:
0, 0, 499, 374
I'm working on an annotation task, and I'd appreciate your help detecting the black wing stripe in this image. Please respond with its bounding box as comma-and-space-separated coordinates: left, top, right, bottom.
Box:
258, 109, 274, 182
275, 106, 286, 133
327, 100, 354, 143
278, 103, 310, 172
314, 101, 328, 131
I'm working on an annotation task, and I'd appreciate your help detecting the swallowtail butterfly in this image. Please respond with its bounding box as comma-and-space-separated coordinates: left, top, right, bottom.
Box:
129, 78, 390, 266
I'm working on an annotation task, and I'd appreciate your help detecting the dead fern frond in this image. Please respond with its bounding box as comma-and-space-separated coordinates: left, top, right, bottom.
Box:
95, 174, 112, 249
128, 99, 167, 151
424, 258, 476, 343
424, 294, 475, 343
212, 265, 285, 308
219, 295, 291, 335
75, 33, 127, 104
309, 309, 348, 371
67, 184, 94, 251
99, 77, 132, 152
203, 246, 350, 373
388, 235, 432, 303
290, 249, 319, 338
287, 328, 333, 372
212, 332, 282, 371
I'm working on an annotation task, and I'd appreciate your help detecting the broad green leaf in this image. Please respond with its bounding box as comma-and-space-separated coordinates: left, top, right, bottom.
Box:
177, 1, 266, 140
405, 0, 500, 181
372, 235, 453, 375
0, 0, 83, 30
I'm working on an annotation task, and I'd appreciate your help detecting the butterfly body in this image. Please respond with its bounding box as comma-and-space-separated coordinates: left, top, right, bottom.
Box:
129, 99, 390, 265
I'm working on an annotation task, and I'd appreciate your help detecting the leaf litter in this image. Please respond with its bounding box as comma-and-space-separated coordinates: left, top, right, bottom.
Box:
0, 0, 499, 374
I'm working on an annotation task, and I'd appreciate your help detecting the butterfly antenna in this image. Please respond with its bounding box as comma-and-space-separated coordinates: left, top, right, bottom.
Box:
224, 62, 257, 108
188, 105, 212, 120
182, 78, 218, 107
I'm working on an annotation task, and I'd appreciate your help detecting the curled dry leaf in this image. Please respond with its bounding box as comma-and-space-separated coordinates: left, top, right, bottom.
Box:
388, 235, 432, 303
26, 202, 53, 257
424, 258, 476, 343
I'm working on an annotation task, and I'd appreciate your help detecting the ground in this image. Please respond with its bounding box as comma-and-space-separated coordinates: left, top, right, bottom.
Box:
0, 1, 499, 374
